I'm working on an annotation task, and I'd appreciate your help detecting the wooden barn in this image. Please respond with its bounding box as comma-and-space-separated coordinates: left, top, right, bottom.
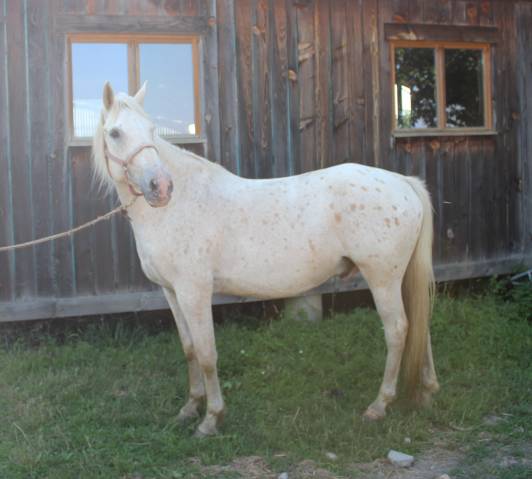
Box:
0, 0, 531, 322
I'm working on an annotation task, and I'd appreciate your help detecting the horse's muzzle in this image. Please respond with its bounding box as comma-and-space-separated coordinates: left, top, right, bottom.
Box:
144, 174, 173, 207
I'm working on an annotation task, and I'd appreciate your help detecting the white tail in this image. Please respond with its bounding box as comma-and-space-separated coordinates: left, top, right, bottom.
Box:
401, 177, 435, 400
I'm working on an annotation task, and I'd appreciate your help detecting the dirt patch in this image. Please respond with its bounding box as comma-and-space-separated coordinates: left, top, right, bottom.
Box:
193, 448, 462, 478
350, 447, 463, 478
192, 439, 532, 478
198, 456, 339, 478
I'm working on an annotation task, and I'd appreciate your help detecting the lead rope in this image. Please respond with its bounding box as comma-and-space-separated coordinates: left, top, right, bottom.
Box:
0, 196, 138, 253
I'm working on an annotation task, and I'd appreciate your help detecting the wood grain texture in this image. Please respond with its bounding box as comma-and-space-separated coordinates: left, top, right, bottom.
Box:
216, 0, 241, 173
234, 0, 254, 177
7, 0, 37, 298
55, 13, 209, 33
296, 0, 316, 173
0, 0, 530, 320
330, 0, 350, 166
0, 0, 15, 301
202, 0, 221, 165
270, 0, 290, 177
384, 23, 500, 43
516, 2, 532, 257
49, 1, 76, 297
27, 0, 55, 296
252, 0, 273, 178
286, 0, 300, 174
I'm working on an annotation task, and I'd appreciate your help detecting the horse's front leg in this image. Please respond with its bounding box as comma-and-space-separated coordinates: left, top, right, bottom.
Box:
162, 288, 206, 423
174, 281, 225, 437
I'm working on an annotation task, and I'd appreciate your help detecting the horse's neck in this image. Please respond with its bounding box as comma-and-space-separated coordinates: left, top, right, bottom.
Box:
114, 143, 226, 220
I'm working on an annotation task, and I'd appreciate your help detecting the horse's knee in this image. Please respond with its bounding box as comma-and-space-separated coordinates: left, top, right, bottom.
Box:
183, 344, 195, 362
195, 348, 218, 375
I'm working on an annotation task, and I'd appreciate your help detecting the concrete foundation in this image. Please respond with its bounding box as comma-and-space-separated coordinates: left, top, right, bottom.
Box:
284, 294, 323, 321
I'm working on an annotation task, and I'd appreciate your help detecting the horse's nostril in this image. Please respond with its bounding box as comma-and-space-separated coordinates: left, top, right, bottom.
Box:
149, 179, 158, 192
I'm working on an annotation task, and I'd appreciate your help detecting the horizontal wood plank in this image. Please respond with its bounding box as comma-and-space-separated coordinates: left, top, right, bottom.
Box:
55, 14, 209, 34
384, 22, 499, 43
0, 254, 528, 322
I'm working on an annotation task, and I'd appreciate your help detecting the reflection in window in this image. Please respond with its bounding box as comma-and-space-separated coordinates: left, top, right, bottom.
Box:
72, 43, 128, 137
445, 49, 484, 127
394, 48, 437, 129
139, 43, 196, 137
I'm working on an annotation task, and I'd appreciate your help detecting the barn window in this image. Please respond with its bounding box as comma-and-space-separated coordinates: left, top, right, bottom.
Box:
68, 35, 200, 142
391, 41, 492, 135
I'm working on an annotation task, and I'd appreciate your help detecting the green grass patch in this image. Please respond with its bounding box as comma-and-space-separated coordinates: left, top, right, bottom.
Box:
1, 294, 530, 478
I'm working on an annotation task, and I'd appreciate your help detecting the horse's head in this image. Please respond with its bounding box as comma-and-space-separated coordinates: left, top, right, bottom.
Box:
94, 81, 173, 207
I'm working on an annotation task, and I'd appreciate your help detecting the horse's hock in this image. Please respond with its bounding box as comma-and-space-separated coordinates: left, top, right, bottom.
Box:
285, 294, 323, 322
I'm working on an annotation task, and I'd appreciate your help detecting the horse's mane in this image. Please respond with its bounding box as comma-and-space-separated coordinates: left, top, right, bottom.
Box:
92, 94, 224, 195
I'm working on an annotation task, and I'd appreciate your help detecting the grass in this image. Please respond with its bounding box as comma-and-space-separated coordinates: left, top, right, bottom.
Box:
0, 292, 530, 478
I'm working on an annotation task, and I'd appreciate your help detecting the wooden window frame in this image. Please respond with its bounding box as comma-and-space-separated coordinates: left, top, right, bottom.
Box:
390, 40, 494, 137
67, 33, 201, 145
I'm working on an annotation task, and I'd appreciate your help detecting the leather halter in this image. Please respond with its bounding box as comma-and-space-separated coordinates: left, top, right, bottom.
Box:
103, 142, 159, 197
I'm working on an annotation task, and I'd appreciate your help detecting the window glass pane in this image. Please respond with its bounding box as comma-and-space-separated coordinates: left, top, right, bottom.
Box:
139, 43, 196, 136
445, 49, 484, 127
72, 43, 128, 137
394, 47, 437, 128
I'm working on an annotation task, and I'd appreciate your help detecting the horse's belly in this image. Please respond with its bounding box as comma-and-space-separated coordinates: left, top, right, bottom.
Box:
214, 252, 342, 299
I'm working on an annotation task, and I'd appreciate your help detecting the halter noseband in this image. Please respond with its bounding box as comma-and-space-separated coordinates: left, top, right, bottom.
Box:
103, 142, 159, 197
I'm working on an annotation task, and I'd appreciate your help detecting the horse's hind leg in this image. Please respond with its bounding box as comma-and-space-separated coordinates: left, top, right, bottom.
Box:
361, 274, 408, 420
163, 288, 206, 423
421, 332, 439, 406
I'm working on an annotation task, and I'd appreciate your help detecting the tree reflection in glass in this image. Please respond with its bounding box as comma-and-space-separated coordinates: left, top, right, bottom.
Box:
445, 49, 484, 127
394, 48, 437, 129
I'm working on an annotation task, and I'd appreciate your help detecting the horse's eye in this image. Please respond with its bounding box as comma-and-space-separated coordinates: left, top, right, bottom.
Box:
109, 128, 120, 139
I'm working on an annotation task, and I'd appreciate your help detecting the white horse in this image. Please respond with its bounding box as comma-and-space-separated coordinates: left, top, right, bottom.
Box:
93, 82, 439, 437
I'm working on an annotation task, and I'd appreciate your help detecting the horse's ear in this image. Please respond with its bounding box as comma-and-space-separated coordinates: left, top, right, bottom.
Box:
103, 81, 114, 110
134, 81, 148, 106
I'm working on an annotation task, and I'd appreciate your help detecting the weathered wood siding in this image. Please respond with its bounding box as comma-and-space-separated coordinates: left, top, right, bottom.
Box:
0, 0, 530, 321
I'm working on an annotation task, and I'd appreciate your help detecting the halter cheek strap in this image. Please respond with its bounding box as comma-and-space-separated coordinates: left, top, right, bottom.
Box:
104, 142, 159, 197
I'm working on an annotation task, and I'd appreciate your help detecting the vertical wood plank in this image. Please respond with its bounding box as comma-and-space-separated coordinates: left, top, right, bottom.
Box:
492, 2, 518, 258
346, 0, 367, 165
296, 0, 316, 173
27, 0, 55, 296
49, 0, 76, 296
217, 0, 241, 174
451, 1, 468, 24
234, 0, 253, 177
7, 0, 37, 298
361, 1, 376, 166
60, 0, 87, 14
423, 0, 452, 24
203, 0, 221, 166
71, 149, 97, 295
125, 0, 161, 16
286, 0, 300, 174
314, 0, 332, 169
270, 0, 290, 177
516, 1, 532, 257
0, 0, 15, 301
407, 0, 424, 23
253, 0, 273, 178
330, 0, 350, 166
478, 0, 494, 26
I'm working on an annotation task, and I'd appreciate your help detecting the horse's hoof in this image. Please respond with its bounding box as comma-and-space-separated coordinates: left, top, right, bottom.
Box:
177, 409, 199, 425
194, 424, 218, 438
418, 390, 434, 409
362, 407, 385, 421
